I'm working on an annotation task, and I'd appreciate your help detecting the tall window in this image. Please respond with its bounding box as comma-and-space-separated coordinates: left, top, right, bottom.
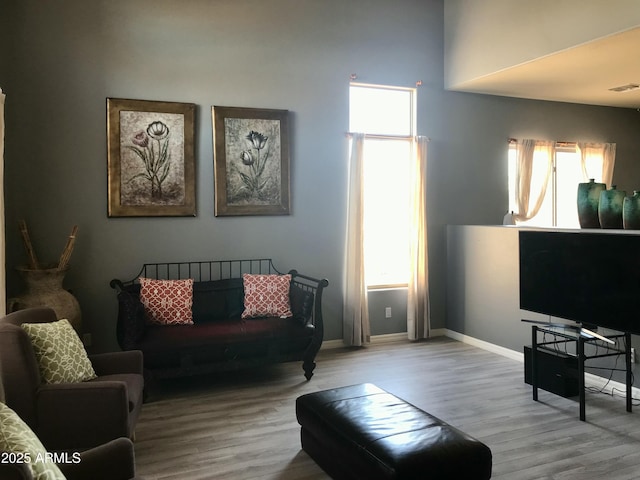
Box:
349, 84, 416, 287
508, 142, 606, 228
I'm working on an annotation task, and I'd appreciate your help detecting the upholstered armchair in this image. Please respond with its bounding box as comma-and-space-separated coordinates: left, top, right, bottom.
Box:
0, 437, 141, 480
0, 363, 142, 480
0, 307, 144, 451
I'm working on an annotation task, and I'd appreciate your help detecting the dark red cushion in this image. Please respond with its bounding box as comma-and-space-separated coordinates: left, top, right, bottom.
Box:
138, 318, 313, 358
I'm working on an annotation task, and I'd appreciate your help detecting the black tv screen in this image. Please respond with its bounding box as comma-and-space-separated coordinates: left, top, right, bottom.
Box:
519, 230, 640, 335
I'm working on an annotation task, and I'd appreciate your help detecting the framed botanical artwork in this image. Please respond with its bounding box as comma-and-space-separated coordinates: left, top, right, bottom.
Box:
107, 98, 196, 217
212, 106, 290, 216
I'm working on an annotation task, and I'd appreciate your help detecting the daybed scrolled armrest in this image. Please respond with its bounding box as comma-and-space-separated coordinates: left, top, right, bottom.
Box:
111, 281, 146, 350
89, 350, 143, 376
36, 382, 129, 450
289, 284, 314, 326
288, 270, 329, 329
59, 437, 137, 480
109, 278, 126, 291
287, 270, 328, 380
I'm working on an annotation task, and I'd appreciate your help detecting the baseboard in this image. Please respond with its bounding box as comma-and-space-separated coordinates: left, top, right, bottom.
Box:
321, 328, 446, 350
320, 338, 346, 350
444, 329, 524, 362
445, 329, 640, 399
582, 371, 635, 396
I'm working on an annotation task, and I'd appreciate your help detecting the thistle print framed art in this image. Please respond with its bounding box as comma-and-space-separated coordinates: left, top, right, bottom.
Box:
212, 106, 290, 216
107, 98, 196, 217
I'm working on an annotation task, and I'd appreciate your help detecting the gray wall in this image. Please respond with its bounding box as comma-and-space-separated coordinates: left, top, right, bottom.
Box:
446, 225, 543, 352
2, 1, 640, 352
447, 225, 640, 386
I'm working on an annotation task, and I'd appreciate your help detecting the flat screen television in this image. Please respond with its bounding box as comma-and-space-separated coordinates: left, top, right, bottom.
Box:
519, 230, 640, 336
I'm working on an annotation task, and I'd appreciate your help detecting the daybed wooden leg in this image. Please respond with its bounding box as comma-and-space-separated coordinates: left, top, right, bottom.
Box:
303, 361, 316, 380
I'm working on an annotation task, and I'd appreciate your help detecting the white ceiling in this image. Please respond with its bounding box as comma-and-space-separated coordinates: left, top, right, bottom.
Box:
449, 27, 640, 110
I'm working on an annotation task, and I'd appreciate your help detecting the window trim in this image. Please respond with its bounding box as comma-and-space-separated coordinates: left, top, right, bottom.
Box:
349, 82, 417, 139
350, 82, 417, 288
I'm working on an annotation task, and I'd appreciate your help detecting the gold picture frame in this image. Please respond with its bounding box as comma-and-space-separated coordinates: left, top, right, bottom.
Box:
212, 106, 290, 216
107, 98, 196, 217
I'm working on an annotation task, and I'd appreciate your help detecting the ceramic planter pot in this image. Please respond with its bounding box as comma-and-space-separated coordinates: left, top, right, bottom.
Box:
577, 179, 605, 228
623, 190, 640, 230
598, 185, 626, 229
8, 266, 82, 331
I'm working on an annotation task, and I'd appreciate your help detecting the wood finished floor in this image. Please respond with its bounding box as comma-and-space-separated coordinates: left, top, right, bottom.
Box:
133, 338, 640, 479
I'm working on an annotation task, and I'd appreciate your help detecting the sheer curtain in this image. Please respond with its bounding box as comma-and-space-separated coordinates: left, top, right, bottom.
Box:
0, 89, 5, 316
513, 139, 555, 222
407, 136, 429, 340
343, 133, 370, 346
577, 142, 616, 186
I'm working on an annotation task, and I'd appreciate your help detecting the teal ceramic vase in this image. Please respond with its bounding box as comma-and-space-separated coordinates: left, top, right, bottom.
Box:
623, 190, 640, 230
598, 185, 626, 229
577, 179, 605, 228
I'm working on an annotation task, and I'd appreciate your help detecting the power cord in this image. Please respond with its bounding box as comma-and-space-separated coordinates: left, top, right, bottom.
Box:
540, 328, 640, 406
585, 350, 640, 406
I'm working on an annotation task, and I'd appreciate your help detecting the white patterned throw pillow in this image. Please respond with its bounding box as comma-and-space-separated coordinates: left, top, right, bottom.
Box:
139, 277, 194, 325
241, 274, 293, 319
0, 402, 66, 479
22, 319, 97, 384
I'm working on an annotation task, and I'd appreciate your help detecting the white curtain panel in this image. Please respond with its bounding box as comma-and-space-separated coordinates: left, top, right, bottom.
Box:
514, 139, 555, 222
343, 133, 370, 347
407, 136, 430, 340
577, 142, 616, 187
0, 89, 5, 316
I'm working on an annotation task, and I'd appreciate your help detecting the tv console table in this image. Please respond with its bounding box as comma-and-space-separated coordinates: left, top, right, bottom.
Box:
528, 323, 632, 421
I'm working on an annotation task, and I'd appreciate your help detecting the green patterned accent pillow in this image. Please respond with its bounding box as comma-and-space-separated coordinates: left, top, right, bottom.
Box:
22, 319, 97, 384
0, 402, 66, 479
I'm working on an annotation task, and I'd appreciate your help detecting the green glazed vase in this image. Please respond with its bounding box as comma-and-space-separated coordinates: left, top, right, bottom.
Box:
577, 179, 605, 228
623, 190, 640, 230
598, 185, 626, 229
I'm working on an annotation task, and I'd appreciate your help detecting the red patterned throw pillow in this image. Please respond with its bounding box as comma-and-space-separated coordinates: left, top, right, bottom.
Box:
241, 274, 293, 319
139, 277, 194, 326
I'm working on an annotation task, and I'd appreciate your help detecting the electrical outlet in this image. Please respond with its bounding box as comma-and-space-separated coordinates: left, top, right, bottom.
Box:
385, 307, 392, 318
82, 333, 92, 347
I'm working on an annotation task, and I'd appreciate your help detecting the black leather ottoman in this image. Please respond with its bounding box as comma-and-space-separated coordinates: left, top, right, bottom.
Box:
295, 383, 492, 479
